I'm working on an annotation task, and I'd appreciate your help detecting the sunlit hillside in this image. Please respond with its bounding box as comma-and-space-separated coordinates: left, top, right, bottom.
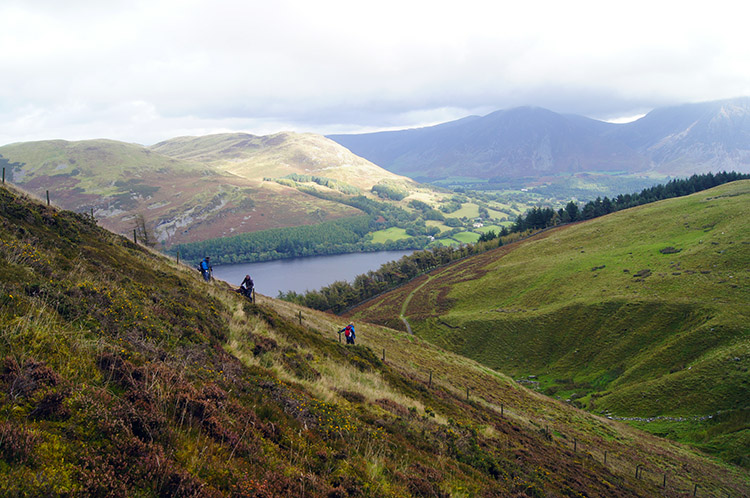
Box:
151, 132, 418, 192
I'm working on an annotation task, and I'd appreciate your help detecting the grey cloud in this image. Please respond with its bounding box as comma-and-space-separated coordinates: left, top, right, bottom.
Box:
1, 1, 749, 145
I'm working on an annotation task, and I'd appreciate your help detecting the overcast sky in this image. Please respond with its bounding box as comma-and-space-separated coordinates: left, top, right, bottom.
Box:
1, 0, 748, 146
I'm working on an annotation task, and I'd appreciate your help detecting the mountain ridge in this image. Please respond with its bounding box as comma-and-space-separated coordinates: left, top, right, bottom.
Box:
328, 97, 750, 181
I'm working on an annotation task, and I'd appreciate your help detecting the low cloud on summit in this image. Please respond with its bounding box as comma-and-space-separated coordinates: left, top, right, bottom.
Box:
1, 0, 749, 145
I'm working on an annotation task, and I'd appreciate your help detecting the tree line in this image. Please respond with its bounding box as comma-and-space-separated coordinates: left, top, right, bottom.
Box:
278, 237, 506, 313
510, 171, 749, 232
172, 214, 432, 265
269, 173, 361, 195
171, 189, 442, 265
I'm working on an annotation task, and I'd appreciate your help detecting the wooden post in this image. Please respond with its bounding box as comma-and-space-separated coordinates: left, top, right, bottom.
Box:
574, 439, 577, 452
663, 473, 666, 488
604, 450, 607, 465
252, 289, 255, 303
90, 207, 94, 220
133, 229, 137, 244
298, 311, 302, 324
46, 190, 50, 206
176, 249, 180, 265
501, 404, 504, 417
382, 348, 385, 361
635, 465, 640, 479
428, 370, 432, 388
693, 484, 698, 496
466, 386, 470, 401
2, 167, 5, 184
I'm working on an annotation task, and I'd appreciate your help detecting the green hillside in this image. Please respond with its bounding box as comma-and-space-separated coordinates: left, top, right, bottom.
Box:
348, 181, 750, 466
2, 184, 748, 496
0, 138, 365, 247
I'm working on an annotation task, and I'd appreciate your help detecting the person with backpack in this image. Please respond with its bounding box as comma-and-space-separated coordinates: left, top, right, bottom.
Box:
338, 323, 356, 345
238, 274, 254, 299
198, 256, 212, 282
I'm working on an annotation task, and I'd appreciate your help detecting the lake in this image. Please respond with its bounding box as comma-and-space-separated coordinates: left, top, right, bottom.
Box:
211, 250, 415, 297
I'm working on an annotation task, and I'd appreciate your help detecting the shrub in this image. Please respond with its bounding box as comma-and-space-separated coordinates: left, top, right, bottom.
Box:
0, 421, 40, 464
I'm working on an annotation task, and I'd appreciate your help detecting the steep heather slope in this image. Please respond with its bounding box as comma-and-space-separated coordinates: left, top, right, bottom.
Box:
2, 184, 748, 496
348, 181, 750, 467
0, 139, 361, 246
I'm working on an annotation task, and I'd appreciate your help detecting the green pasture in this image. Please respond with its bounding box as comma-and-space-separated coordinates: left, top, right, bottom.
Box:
426, 220, 451, 233
444, 202, 480, 219
370, 227, 410, 243
431, 238, 460, 247
451, 231, 481, 244
475, 224, 503, 233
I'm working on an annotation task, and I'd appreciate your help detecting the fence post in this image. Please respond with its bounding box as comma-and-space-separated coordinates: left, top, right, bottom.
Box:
573, 439, 577, 452
298, 311, 302, 325
176, 249, 180, 265
635, 465, 640, 479
466, 386, 470, 401
46, 190, 50, 206
693, 484, 698, 496
2, 167, 5, 184
382, 348, 385, 362
604, 450, 607, 465
133, 229, 137, 244
252, 289, 255, 303
662, 473, 666, 488
428, 370, 432, 388
90, 207, 94, 220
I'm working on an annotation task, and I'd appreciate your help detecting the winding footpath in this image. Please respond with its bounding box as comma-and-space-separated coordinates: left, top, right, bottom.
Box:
399, 272, 441, 335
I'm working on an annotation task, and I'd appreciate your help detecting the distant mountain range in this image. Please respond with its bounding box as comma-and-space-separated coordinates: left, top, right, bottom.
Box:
329, 97, 750, 181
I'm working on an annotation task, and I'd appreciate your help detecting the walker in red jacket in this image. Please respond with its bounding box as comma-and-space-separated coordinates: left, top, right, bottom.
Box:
339, 323, 356, 345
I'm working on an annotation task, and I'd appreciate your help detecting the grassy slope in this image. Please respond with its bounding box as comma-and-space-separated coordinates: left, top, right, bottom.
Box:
2, 184, 748, 496
150, 132, 417, 191
348, 181, 750, 466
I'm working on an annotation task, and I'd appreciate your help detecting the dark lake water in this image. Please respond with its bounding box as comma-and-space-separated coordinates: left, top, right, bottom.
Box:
211, 250, 414, 297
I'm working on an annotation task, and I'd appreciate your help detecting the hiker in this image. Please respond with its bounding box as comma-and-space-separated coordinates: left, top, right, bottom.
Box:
198, 256, 212, 282
338, 323, 356, 345
238, 274, 254, 298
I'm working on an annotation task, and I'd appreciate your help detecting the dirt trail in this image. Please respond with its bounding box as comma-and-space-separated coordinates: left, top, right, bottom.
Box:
399, 272, 440, 335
